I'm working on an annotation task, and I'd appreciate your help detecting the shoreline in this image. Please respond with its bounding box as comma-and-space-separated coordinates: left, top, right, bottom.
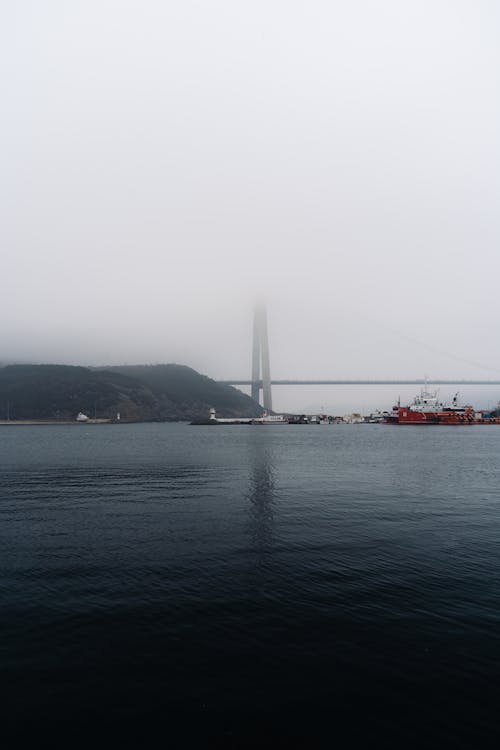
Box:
0, 419, 114, 426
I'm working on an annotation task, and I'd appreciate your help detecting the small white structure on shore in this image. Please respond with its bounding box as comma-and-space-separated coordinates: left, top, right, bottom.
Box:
76, 412, 89, 422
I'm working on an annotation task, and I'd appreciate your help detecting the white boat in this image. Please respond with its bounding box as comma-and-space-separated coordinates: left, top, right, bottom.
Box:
251, 411, 289, 425
368, 410, 390, 423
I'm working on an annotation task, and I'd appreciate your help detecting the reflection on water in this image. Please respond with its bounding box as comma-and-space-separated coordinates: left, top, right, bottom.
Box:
246, 434, 276, 553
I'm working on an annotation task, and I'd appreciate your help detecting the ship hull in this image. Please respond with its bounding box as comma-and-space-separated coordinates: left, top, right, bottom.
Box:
396, 409, 439, 424
388, 409, 500, 425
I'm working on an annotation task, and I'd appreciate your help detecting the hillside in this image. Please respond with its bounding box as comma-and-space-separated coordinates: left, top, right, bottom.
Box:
0, 364, 262, 422
99, 364, 262, 421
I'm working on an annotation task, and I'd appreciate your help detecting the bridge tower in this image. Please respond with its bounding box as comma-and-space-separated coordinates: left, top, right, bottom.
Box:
251, 304, 272, 411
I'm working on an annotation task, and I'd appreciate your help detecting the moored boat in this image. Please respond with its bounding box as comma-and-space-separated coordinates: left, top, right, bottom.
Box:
386, 388, 500, 425
250, 411, 289, 425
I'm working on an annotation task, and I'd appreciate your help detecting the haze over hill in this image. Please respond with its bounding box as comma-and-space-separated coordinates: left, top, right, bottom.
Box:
0, 0, 500, 412
1, 1, 499, 412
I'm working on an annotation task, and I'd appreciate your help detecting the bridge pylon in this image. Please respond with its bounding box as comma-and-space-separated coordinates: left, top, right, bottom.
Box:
251, 304, 272, 411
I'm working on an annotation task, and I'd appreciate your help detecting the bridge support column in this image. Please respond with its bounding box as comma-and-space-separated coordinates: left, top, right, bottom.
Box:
251, 304, 273, 411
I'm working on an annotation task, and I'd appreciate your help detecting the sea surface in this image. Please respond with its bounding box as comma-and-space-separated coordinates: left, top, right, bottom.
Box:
2, 423, 500, 746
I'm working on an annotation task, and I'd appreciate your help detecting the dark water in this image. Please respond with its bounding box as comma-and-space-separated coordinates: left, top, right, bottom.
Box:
2, 423, 500, 746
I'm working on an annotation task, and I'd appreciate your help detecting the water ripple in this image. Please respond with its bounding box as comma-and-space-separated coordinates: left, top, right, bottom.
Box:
2, 423, 500, 743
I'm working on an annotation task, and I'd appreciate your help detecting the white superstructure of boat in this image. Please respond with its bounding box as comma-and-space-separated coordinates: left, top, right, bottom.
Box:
252, 412, 288, 424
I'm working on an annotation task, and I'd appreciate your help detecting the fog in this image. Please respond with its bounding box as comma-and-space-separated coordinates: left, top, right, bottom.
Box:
2, 1, 499, 412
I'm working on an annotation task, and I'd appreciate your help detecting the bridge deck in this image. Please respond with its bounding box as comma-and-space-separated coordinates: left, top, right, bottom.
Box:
219, 380, 500, 386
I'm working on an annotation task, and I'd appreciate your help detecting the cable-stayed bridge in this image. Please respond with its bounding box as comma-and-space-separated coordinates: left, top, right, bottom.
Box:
221, 306, 500, 408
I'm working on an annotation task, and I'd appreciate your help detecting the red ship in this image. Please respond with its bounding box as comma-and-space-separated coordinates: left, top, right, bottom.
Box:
386, 387, 500, 425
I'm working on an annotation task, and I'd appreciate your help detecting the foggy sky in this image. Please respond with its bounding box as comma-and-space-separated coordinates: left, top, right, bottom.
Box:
2, 1, 500, 412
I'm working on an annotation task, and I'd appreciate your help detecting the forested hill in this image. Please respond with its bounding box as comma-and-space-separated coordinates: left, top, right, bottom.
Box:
99, 364, 262, 420
0, 364, 262, 422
